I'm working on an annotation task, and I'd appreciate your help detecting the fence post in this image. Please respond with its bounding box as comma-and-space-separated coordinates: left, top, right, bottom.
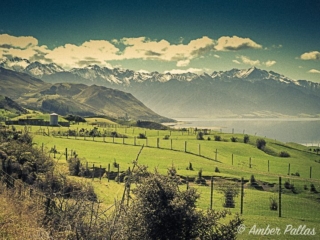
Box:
108, 163, 110, 182
134, 137, 136, 146
157, 138, 159, 148
240, 177, 244, 214
186, 176, 189, 190
279, 176, 282, 217
185, 141, 187, 153
232, 154, 234, 165
210, 177, 214, 210
171, 139, 173, 150
117, 165, 120, 184
92, 164, 94, 180
215, 149, 218, 161
268, 160, 270, 172
199, 144, 201, 156
249, 157, 252, 168
310, 166, 312, 179
99, 165, 102, 180
288, 163, 290, 175
65, 148, 68, 161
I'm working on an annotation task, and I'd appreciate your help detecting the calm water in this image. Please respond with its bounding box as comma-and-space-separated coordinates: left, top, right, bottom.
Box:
166, 118, 320, 145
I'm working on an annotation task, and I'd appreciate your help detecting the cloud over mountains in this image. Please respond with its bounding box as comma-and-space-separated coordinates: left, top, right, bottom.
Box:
0, 33, 263, 70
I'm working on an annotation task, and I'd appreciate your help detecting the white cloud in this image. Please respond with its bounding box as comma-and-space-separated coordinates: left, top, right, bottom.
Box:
300, 51, 320, 60
215, 36, 262, 51
0, 33, 263, 69
265, 60, 276, 67
45, 40, 120, 69
232, 60, 241, 64
239, 56, 261, 66
165, 68, 203, 74
308, 69, 320, 74
0, 34, 38, 49
176, 59, 190, 67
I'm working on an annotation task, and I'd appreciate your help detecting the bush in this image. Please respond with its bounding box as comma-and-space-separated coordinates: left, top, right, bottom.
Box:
197, 131, 204, 140
215, 167, 220, 173
230, 136, 237, 142
163, 135, 170, 140
214, 135, 222, 141
115, 172, 243, 239
256, 138, 266, 150
244, 134, 250, 143
195, 169, 206, 185
187, 162, 193, 171
219, 183, 239, 208
250, 175, 256, 185
279, 151, 290, 157
137, 133, 147, 139
269, 196, 278, 211
310, 184, 317, 193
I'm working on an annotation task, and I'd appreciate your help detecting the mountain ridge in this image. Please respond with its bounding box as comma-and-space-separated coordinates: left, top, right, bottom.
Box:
0, 67, 172, 122
1, 57, 320, 118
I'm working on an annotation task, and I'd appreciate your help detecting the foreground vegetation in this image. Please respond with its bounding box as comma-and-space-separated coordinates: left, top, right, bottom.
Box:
1, 112, 320, 239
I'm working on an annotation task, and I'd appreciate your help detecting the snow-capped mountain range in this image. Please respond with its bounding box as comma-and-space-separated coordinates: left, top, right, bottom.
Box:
0, 57, 303, 86
1, 57, 320, 118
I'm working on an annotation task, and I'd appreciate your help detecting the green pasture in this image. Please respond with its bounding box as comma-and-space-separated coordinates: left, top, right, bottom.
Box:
10, 123, 320, 237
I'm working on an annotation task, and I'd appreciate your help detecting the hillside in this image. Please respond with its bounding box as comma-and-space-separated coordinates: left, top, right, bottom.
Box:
0, 95, 27, 114
0, 67, 172, 122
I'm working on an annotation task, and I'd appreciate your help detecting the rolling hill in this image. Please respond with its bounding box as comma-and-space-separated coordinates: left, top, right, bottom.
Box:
0, 67, 172, 122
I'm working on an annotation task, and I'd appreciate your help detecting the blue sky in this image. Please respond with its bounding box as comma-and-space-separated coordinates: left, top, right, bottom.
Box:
0, 0, 319, 82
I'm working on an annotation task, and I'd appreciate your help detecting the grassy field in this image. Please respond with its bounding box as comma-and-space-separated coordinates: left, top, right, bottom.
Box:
11, 121, 320, 239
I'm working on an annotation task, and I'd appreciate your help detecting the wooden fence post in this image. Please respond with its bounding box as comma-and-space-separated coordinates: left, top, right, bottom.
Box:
240, 177, 244, 214
232, 154, 234, 165
65, 148, 68, 160
215, 149, 218, 161
157, 138, 159, 148
210, 177, 214, 210
185, 141, 187, 153
288, 163, 290, 175
279, 176, 282, 217
171, 139, 173, 150
268, 160, 270, 172
199, 144, 201, 156
108, 163, 110, 182
310, 166, 312, 179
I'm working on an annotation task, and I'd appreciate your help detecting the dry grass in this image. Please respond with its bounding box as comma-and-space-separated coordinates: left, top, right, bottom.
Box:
0, 184, 50, 240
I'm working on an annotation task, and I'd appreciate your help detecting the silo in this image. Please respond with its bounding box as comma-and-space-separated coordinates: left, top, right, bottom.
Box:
50, 113, 58, 126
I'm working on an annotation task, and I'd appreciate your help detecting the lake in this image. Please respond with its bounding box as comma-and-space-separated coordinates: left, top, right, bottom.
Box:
165, 118, 320, 146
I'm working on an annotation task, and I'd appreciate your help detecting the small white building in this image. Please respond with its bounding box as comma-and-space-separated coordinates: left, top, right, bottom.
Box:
50, 113, 59, 126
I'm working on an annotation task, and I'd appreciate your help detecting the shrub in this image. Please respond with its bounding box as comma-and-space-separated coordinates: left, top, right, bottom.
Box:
310, 184, 317, 193
115, 172, 243, 239
256, 138, 266, 150
214, 135, 222, 141
138, 133, 147, 139
218, 182, 239, 208
279, 151, 290, 157
215, 167, 220, 173
163, 135, 170, 140
269, 196, 278, 211
284, 180, 293, 189
195, 169, 206, 185
230, 136, 237, 142
207, 136, 211, 141
187, 162, 193, 171
250, 175, 256, 185
243, 134, 250, 143
197, 131, 204, 140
